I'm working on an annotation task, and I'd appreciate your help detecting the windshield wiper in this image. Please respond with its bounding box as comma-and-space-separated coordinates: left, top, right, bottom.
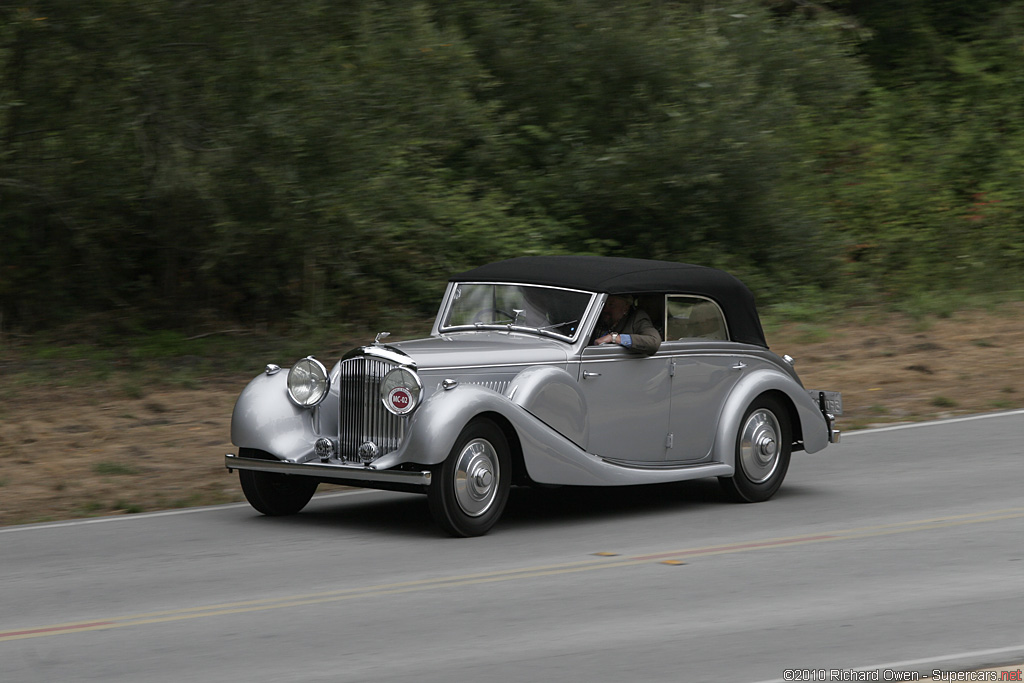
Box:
539, 319, 578, 332
444, 319, 578, 340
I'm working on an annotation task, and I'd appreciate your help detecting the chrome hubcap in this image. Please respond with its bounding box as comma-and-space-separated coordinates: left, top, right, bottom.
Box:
454, 438, 500, 517
739, 409, 782, 484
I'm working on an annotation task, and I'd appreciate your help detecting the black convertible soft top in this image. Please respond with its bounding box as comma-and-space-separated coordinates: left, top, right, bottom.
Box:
451, 256, 767, 347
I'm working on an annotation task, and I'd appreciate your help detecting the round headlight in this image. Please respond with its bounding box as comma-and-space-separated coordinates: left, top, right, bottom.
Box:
287, 357, 331, 407
380, 367, 422, 415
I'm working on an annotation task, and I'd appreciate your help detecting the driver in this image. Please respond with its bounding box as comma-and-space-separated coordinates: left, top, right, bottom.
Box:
591, 294, 661, 355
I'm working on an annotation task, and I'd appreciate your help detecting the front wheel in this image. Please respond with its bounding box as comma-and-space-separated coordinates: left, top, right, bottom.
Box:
239, 469, 319, 516
428, 418, 511, 537
719, 395, 791, 503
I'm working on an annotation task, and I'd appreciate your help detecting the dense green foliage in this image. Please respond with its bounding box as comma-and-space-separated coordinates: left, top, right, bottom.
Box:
2, 1, 1023, 332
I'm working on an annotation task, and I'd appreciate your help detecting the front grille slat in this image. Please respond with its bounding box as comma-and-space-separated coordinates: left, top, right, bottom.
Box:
339, 357, 405, 463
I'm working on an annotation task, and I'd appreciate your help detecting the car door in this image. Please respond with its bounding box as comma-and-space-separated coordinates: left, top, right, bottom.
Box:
662, 295, 743, 463
575, 345, 672, 462
665, 349, 745, 462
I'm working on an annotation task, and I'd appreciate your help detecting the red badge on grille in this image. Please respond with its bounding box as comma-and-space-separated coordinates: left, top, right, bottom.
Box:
388, 387, 413, 413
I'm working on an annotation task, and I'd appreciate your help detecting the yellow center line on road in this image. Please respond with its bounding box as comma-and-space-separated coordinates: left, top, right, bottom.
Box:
634, 506, 1024, 561
3, 506, 1023, 643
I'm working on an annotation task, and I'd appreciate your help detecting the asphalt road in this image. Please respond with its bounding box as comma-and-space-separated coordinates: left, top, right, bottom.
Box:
3, 411, 1024, 683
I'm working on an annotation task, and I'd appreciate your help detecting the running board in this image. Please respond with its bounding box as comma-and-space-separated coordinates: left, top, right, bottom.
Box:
600, 457, 729, 473
225, 453, 432, 487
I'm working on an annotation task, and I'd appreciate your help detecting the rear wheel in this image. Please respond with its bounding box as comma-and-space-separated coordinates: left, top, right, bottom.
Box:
719, 395, 791, 503
428, 418, 511, 537
239, 469, 319, 516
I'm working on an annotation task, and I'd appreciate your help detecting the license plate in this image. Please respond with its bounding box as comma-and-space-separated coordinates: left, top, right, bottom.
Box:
809, 390, 843, 416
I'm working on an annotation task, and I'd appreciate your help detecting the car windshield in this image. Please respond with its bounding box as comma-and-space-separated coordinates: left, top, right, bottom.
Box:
441, 283, 593, 341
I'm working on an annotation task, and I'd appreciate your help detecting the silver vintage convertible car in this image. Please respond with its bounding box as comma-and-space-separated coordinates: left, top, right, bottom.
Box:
226, 256, 841, 536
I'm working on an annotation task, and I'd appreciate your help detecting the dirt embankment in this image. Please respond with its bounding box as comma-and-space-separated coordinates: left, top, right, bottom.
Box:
1, 305, 1022, 527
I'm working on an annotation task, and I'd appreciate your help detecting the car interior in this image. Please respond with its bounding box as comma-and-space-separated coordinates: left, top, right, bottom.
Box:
634, 293, 729, 342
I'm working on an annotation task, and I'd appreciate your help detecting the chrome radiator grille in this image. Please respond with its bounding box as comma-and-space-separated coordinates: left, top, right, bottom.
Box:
338, 357, 405, 462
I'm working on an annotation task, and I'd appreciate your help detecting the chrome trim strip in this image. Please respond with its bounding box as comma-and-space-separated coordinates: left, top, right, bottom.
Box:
426, 360, 568, 372
578, 353, 754, 364
225, 453, 431, 486
599, 457, 732, 474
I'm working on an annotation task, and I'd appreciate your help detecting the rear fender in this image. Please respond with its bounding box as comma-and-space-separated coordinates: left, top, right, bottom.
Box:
714, 369, 830, 468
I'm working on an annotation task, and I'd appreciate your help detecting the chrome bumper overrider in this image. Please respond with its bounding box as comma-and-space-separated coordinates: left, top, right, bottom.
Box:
224, 453, 432, 486
826, 415, 841, 443
811, 390, 842, 444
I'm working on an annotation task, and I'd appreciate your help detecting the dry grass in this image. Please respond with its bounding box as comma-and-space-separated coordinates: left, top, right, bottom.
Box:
2, 304, 1023, 527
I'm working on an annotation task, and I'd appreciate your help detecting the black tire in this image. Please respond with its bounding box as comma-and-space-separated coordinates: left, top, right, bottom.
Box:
239, 469, 319, 516
719, 394, 791, 503
428, 418, 511, 537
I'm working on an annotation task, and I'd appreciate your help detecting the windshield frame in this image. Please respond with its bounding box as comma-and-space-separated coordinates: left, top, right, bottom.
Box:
436, 281, 598, 343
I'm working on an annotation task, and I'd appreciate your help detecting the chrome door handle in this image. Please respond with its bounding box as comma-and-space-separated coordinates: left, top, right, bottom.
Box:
732, 362, 746, 370
583, 371, 602, 379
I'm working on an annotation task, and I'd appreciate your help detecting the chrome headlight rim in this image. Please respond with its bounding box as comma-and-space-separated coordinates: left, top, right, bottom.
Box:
380, 366, 423, 416
286, 356, 331, 408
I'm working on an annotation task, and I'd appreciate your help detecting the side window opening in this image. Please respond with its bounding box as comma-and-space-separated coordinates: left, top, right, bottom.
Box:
666, 295, 728, 341
634, 294, 665, 339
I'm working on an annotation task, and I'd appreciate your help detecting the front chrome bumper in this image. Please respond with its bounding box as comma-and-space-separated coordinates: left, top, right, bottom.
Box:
224, 453, 432, 486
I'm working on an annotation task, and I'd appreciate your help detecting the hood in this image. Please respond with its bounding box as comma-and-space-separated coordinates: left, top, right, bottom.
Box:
382, 331, 572, 370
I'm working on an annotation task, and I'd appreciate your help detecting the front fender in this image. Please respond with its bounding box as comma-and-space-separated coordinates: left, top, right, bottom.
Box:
230, 369, 339, 463
713, 369, 830, 468
508, 365, 588, 449
370, 384, 531, 469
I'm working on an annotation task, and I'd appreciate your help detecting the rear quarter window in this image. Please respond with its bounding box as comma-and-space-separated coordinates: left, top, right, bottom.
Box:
666, 296, 728, 341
